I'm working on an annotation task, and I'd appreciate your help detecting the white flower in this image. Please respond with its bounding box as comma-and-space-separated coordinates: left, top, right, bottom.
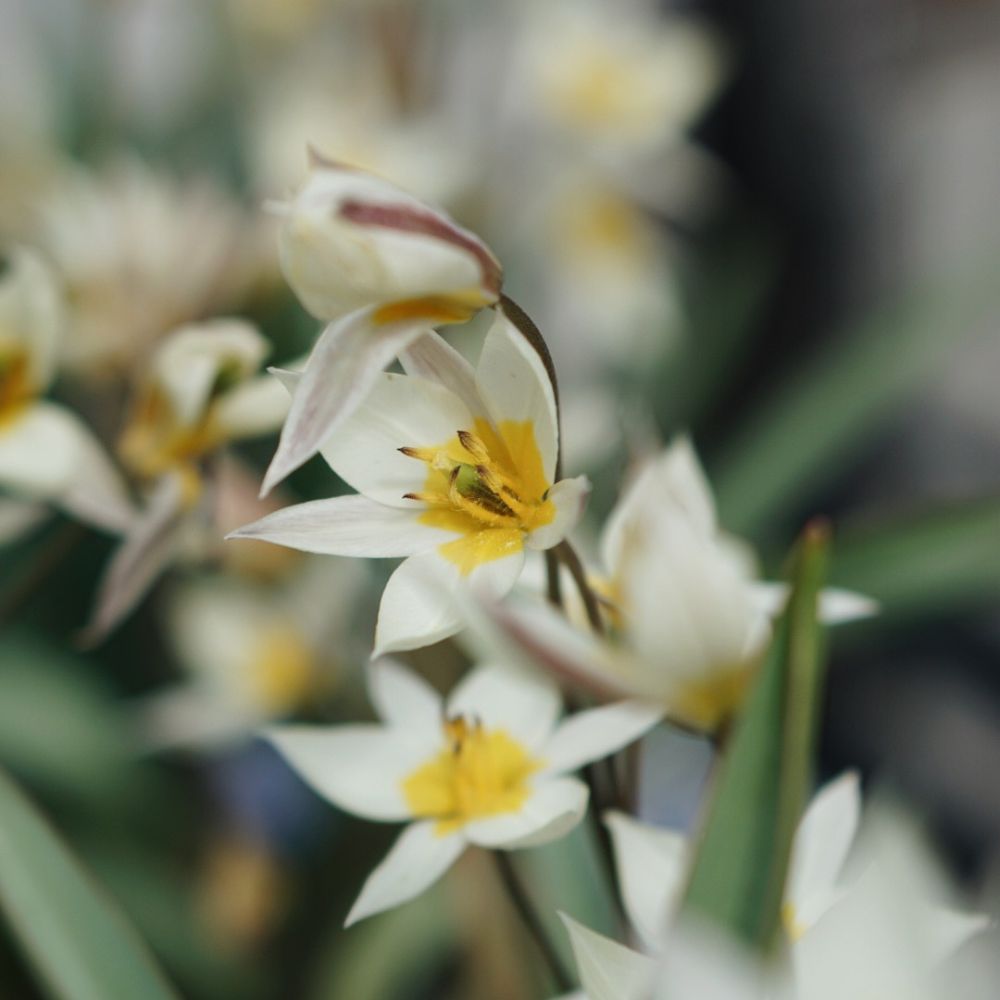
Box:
0, 246, 133, 536
261, 156, 502, 494
562, 774, 988, 1000
483, 438, 875, 732
231, 311, 590, 655
267, 659, 662, 926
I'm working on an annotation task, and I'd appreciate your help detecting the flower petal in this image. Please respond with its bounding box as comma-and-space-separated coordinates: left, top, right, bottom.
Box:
213, 371, 293, 441
560, 914, 655, 1000
374, 548, 525, 656
344, 821, 466, 927
604, 811, 688, 949
0, 498, 47, 545
540, 700, 662, 777
400, 330, 487, 419
751, 582, 879, 625
367, 658, 443, 733
265, 724, 432, 822
475, 308, 558, 483
0, 246, 63, 391
0, 403, 88, 497
228, 495, 451, 557
463, 776, 588, 849
82, 473, 186, 645
446, 663, 561, 752
786, 771, 861, 927
319, 370, 474, 508
260, 308, 430, 495
525, 475, 590, 551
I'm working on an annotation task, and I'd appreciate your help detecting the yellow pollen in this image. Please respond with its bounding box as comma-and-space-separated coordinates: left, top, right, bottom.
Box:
372, 295, 480, 327
0, 344, 35, 427
401, 417, 555, 575
402, 717, 543, 835
247, 624, 316, 714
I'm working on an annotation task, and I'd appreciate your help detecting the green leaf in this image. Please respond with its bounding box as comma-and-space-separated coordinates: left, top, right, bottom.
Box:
830, 498, 1000, 624
0, 767, 179, 1000
681, 523, 830, 952
712, 257, 1000, 541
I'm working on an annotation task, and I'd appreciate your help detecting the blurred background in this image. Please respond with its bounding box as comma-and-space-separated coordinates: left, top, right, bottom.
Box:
1, 0, 999, 997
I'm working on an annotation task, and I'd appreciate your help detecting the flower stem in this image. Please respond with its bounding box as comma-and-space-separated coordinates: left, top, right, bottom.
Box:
494, 851, 575, 994
552, 539, 605, 635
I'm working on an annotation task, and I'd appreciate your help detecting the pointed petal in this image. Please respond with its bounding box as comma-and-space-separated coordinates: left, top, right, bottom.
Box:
786, 772, 861, 926
604, 811, 688, 949
367, 658, 443, 733
560, 914, 655, 1000
526, 475, 590, 551
400, 330, 486, 419
463, 776, 588, 849
374, 548, 525, 656
260, 308, 430, 495
228, 495, 450, 558
0, 403, 87, 497
475, 309, 558, 483
0, 246, 63, 391
540, 701, 662, 777
319, 370, 474, 507
82, 474, 186, 645
265, 724, 434, 821
446, 663, 560, 752
345, 821, 466, 927
752, 582, 879, 625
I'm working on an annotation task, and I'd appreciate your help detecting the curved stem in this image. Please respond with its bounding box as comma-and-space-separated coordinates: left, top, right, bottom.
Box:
494, 851, 575, 994
552, 539, 605, 635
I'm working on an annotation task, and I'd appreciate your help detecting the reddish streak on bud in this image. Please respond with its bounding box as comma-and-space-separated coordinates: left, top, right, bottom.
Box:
339, 200, 503, 300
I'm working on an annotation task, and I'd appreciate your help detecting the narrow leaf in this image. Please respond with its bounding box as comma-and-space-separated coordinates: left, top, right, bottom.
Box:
0, 767, 179, 1000
681, 522, 830, 952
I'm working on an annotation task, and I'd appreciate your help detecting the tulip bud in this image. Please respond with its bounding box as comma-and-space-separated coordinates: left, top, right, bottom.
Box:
277, 153, 502, 322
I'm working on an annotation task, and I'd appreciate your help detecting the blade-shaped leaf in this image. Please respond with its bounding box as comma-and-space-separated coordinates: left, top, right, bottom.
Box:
712, 257, 1000, 541
681, 522, 830, 952
0, 767, 179, 1000
829, 498, 1000, 624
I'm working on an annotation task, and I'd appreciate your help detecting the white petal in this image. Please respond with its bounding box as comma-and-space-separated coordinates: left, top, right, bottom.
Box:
82, 473, 186, 645
0, 246, 63, 391
475, 309, 558, 483
367, 658, 443, 733
0, 498, 47, 545
560, 914, 655, 1000
344, 821, 466, 927
446, 663, 560, 752
463, 776, 588, 849
601, 436, 717, 575
540, 701, 662, 777
374, 548, 525, 656
400, 330, 486, 419
265, 724, 432, 821
751, 582, 879, 625
0, 403, 87, 497
228, 495, 449, 558
526, 475, 591, 551
260, 308, 429, 495
319, 370, 474, 507
786, 772, 861, 927
604, 811, 688, 949
212, 372, 292, 441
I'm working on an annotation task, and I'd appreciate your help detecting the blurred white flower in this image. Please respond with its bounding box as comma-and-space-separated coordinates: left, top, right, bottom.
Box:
261, 157, 502, 493
33, 157, 265, 378
232, 313, 589, 655
268, 659, 662, 925
484, 438, 876, 733
0, 246, 133, 537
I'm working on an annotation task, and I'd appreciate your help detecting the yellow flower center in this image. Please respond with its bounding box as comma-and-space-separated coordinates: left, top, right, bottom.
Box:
247, 624, 316, 715
402, 717, 543, 836
401, 417, 555, 575
0, 343, 35, 427
669, 665, 752, 734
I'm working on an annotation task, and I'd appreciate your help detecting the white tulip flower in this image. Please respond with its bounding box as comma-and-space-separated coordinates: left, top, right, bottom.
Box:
231, 311, 590, 655
483, 438, 875, 733
0, 246, 134, 536
268, 659, 662, 926
261, 155, 502, 495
